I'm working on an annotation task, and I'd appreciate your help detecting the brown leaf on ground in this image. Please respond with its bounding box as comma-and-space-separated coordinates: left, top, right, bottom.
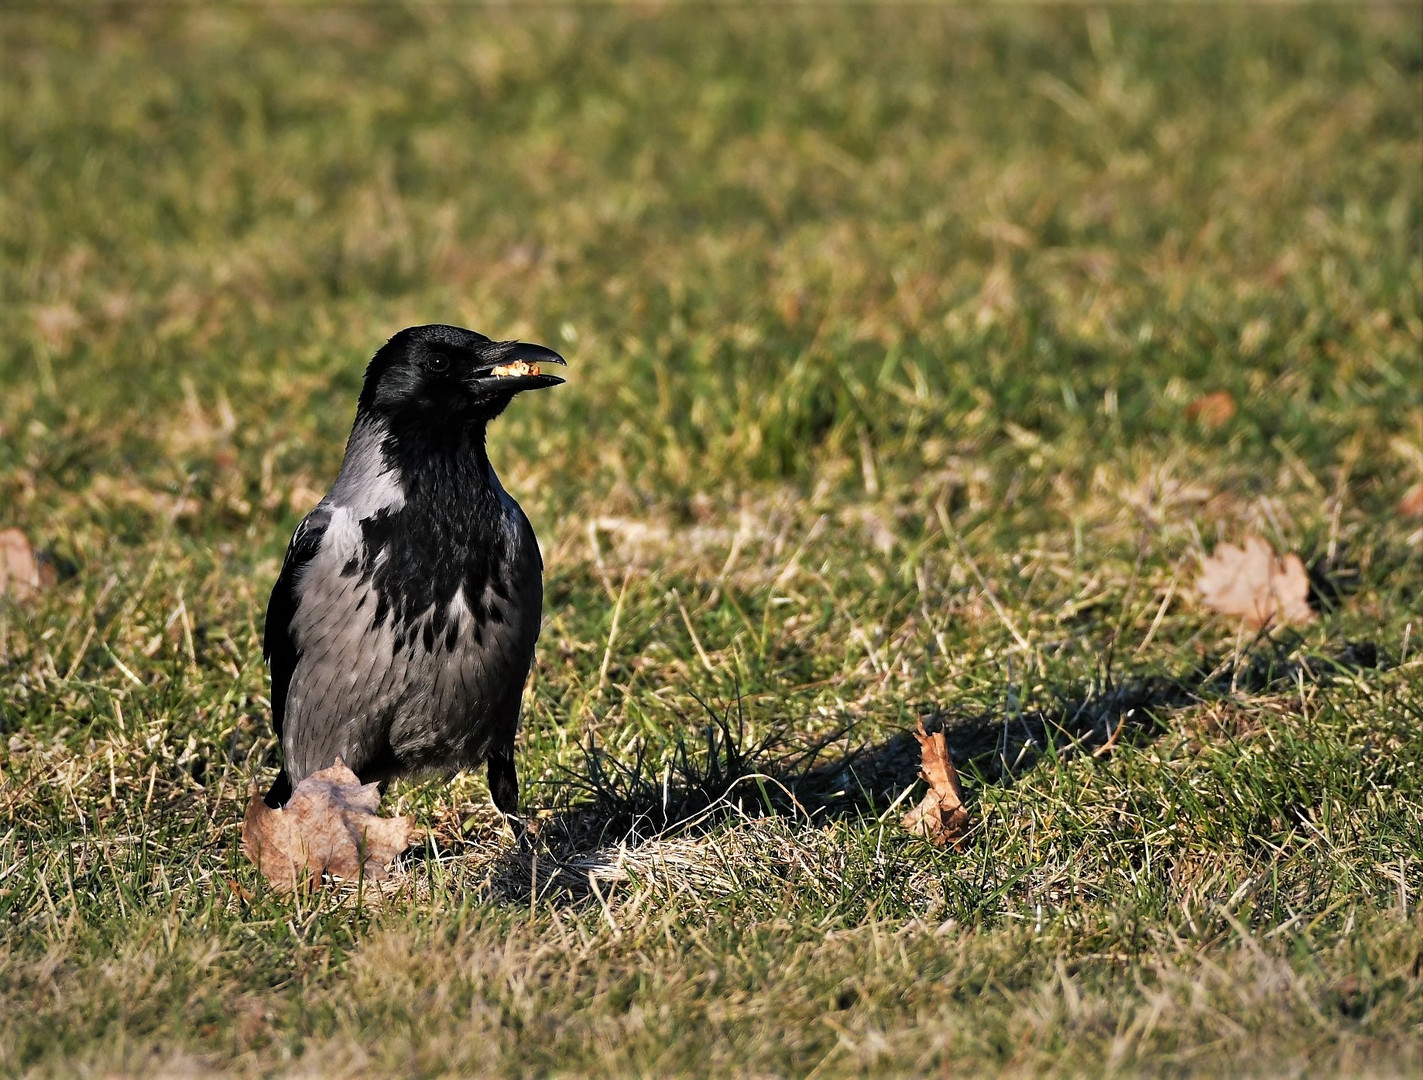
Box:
1400, 483, 1423, 520
902, 720, 970, 849
1186, 390, 1236, 428
242, 760, 416, 892
1196, 536, 1316, 629
0, 528, 52, 601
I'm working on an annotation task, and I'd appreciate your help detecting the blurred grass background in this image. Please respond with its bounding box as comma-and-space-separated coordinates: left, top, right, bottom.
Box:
1, 4, 1421, 1077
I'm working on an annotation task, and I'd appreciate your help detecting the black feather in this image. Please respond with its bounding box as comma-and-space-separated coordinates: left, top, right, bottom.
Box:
263, 507, 331, 747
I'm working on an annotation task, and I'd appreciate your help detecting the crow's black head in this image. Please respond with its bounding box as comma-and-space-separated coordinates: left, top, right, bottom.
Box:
357, 324, 566, 429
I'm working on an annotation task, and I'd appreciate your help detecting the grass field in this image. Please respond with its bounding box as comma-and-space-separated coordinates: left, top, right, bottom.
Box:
2, 4, 1421, 1077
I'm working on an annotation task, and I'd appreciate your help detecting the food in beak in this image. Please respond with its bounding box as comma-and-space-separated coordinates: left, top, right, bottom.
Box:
491, 360, 540, 378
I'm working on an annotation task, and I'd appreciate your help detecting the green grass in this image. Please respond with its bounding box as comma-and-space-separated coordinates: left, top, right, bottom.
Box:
2, 4, 1421, 1077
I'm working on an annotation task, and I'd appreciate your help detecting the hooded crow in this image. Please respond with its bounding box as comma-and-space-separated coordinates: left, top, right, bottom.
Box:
261, 324, 565, 814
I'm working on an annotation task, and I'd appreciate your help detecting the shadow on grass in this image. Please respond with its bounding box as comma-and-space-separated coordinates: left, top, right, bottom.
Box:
478, 636, 1384, 903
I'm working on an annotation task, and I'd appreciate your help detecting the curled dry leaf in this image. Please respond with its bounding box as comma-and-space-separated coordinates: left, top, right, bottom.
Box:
242, 759, 415, 892
1400, 482, 1423, 520
1196, 535, 1315, 629
901, 720, 970, 849
1186, 390, 1236, 428
0, 528, 52, 601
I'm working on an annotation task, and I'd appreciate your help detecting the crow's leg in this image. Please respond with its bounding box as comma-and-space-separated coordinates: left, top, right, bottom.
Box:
487, 750, 530, 849
263, 769, 293, 809
488, 750, 518, 814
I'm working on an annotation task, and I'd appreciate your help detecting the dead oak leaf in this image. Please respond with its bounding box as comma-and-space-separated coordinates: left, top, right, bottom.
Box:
1186, 390, 1236, 428
1196, 535, 1315, 629
902, 720, 971, 849
242, 759, 416, 893
0, 528, 53, 601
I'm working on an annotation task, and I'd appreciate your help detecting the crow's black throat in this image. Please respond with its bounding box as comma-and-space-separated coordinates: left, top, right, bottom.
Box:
343, 424, 515, 650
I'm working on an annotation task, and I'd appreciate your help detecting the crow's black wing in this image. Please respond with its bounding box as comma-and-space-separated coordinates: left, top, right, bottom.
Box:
263, 506, 331, 747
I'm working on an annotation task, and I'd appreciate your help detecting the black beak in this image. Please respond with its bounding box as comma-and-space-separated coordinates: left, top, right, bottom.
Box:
470, 341, 567, 391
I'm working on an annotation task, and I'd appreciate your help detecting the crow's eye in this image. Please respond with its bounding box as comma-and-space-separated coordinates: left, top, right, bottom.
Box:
427, 352, 450, 373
